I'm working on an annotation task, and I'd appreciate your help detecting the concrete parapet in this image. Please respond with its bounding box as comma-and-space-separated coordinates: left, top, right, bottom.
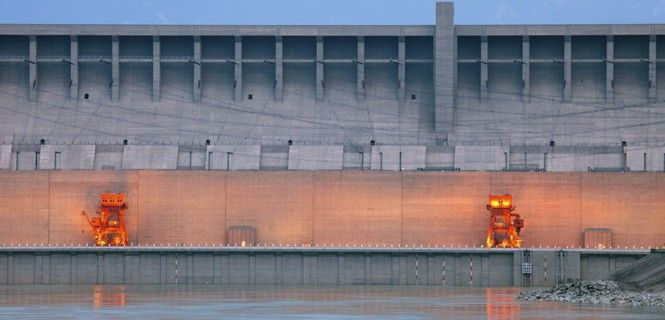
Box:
288, 145, 343, 170
207, 145, 260, 170
38, 145, 95, 170
369, 145, 426, 171
121, 145, 178, 169
455, 145, 507, 171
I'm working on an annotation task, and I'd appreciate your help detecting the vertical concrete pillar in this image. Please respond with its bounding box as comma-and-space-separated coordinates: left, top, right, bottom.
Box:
606, 35, 614, 103
522, 35, 530, 101
70, 35, 78, 100
29, 35, 37, 101
480, 35, 488, 101
275, 36, 283, 102
234, 36, 242, 102
316, 36, 324, 101
398, 36, 406, 102
564, 35, 572, 102
152, 36, 161, 102
649, 34, 657, 102
356, 36, 365, 102
434, 2, 455, 139
111, 36, 119, 103
193, 36, 201, 103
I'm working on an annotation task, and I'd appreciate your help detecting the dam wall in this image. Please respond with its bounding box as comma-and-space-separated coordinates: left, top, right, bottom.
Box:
0, 171, 663, 248
0, 247, 646, 286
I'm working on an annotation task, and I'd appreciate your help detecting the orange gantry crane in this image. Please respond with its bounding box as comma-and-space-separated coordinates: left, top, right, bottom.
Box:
486, 194, 524, 248
81, 193, 129, 246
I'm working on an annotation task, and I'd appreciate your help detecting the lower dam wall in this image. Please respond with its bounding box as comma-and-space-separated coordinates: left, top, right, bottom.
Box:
0, 171, 663, 248
0, 247, 647, 286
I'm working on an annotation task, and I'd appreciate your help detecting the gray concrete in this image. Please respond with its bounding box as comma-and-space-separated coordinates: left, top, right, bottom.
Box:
1, 3, 665, 172
288, 145, 343, 170
206, 144, 260, 170
39, 144, 95, 170
121, 145, 178, 170
0, 246, 646, 286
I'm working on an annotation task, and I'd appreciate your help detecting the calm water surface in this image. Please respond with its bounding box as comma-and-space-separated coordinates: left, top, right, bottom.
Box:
0, 285, 661, 319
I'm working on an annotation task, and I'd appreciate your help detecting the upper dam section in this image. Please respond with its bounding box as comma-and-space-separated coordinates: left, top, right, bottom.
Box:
1, 3, 665, 171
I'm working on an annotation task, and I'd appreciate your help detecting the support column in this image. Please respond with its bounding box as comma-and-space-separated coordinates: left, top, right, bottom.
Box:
564, 35, 572, 102
29, 35, 37, 101
234, 36, 242, 102
480, 35, 488, 101
606, 35, 614, 103
649, 34, 657, 102
356, 36, 365, 102
70, 35, 78, 100
316, 36, 324, 101
434, 2, 455, 139
522, 35, 530, 101
398, 36, 406, 102
275, 36, 283, 102
111, 36, 119, 103
152, 36, 161, 102
193, 36, 201, 103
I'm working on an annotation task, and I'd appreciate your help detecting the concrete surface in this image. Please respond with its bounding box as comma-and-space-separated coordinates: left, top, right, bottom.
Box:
0, 171, 663, 248
0, 247, 647, 286
0, 3, 664, 171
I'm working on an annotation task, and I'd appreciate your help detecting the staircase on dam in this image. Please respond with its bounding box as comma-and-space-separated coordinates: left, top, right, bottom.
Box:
611, 250, 665, 292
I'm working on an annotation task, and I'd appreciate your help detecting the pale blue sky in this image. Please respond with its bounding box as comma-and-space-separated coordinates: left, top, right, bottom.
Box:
0, 0, 663, 25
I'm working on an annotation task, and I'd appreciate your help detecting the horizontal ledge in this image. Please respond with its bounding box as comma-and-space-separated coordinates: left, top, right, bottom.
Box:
0, 245, 651, 255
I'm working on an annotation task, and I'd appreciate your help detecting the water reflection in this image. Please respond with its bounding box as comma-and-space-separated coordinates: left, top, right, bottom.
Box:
0, 285, 659, 319
93, 285, 126, 308
485, 288, 521, 320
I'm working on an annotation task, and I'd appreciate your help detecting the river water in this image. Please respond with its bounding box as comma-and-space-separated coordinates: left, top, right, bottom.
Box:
0, 285, 661, 319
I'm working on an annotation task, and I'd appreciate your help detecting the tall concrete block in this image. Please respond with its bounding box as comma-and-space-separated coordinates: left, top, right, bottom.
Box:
288, 145, 343, 170
234, 36, 242, 102
522, 35, 530, 101
69, 35, 78, 100
29, 35, 37, 101
454, 145, 506, 171
370, 145, 426, 171
0, 145, 11, 169
564, 35, 571, 102
398, 36, 406, 102
356, 36, 365, 102
152, 36, 160, 102
122, 145, 178, 169
606, 35, 614, 103
275, 36, 283, 102
649, 34, 657, 102
316, 36, 324, 101
111, 36, 119, 102
434, 2, 455, 140
206, 145, 260, 170
39, 145, 95, 170
193, 36, 201, 103
480, 35, 489, 101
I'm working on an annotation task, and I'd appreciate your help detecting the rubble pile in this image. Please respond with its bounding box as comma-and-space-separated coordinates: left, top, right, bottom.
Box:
517, 280, 665, 308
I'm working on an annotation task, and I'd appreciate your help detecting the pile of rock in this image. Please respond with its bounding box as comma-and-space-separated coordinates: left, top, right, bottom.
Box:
517, 280, 665, 308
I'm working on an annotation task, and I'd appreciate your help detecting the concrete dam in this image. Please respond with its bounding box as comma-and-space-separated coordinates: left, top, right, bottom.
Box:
0, 2, 664, 285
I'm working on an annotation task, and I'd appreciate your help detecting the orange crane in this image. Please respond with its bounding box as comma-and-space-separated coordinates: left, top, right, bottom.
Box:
486, 194, 524, 248
81, 193, 129, 246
